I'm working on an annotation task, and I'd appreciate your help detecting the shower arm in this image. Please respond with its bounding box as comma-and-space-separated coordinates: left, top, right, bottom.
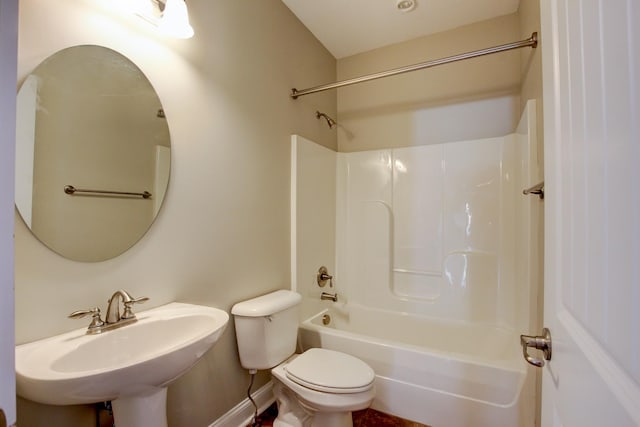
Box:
316, 111, 337, 128
292, 32, 538, 99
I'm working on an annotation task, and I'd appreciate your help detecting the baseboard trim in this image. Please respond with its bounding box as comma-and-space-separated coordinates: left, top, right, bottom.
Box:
209, 380, 275, 427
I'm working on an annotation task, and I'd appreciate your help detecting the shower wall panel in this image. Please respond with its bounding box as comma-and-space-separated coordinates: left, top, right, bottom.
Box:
337, 135, 527, 327
291, 135, 337, 297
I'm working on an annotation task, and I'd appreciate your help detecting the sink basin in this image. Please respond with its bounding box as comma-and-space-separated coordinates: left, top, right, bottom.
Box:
16, 302, 228, 427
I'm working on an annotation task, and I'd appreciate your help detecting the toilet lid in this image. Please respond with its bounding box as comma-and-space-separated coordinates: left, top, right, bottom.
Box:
284, 348, 375, 394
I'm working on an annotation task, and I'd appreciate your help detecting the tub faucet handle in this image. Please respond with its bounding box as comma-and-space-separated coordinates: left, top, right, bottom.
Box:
317, 266, 333, 287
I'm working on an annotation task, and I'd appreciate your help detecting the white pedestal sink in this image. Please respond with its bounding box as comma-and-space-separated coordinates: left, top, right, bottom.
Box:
15, 302, 229, 427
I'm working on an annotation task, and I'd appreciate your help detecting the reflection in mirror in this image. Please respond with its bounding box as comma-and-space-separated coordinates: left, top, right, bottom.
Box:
15, 45, 171, 262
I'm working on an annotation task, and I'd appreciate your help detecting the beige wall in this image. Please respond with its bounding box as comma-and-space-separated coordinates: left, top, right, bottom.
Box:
336, 14, 522, 152
14, 0, 335, 425
518, 1, 543, 426
519, 0, 544, 153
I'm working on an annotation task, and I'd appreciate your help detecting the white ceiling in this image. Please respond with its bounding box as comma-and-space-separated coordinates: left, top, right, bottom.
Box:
281, 0, 521, 59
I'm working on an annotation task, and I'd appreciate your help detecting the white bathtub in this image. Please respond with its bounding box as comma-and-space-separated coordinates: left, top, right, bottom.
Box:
298, 304, 532, 427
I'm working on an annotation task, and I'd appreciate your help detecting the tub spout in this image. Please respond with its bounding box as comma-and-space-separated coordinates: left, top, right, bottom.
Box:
321, 292, 338, 302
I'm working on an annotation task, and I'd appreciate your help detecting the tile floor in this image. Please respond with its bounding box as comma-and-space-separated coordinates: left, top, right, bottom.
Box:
247, 402, 429, 427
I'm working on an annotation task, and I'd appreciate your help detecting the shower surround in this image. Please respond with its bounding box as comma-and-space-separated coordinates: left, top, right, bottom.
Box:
291, 101, 540, 427
336, 133, 527, 327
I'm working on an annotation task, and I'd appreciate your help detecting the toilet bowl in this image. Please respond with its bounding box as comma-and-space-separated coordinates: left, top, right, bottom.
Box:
271, 349, 375, 426
231, 290, 376, 427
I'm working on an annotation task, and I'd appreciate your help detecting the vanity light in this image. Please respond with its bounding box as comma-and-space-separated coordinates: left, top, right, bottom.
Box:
136, 0, 194, 39
157, 0, 194, 38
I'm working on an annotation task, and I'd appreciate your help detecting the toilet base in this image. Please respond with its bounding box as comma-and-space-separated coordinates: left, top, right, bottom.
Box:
274, 411, 353, 427
310, 411, 353, 427
273, 379, 356, 427
273, 380, 312, 427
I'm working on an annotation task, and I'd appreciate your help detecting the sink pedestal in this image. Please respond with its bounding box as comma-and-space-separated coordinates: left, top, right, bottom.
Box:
112, 388, 168, 427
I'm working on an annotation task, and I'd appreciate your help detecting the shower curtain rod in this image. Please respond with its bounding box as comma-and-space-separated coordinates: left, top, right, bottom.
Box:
291, 32, 538, 99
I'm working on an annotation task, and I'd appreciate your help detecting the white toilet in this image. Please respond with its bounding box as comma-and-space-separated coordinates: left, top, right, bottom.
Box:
231, 290, 375, 427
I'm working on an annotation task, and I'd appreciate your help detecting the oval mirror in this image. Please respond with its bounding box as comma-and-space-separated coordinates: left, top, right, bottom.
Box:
15, 45, 171, 262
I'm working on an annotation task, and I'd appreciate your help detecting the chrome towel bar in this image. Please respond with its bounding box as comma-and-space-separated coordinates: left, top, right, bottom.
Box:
523, 181, 544, 200
64, 185, 152, 199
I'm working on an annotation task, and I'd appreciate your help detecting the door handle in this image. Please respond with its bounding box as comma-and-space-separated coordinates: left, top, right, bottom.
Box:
520, 328, 552, 367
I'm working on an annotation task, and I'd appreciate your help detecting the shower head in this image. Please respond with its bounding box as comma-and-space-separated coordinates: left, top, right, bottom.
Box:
316, 111, 337, 129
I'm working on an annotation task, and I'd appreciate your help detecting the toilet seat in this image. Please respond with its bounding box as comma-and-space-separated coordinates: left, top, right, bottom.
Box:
284, 348, 375, 394
272, 354, 376, 414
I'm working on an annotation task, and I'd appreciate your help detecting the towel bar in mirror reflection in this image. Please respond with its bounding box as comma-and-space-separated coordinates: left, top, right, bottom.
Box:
64, 185, 152, 199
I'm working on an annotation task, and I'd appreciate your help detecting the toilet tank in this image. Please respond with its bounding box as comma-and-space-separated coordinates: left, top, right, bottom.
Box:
231, 290, 302, 370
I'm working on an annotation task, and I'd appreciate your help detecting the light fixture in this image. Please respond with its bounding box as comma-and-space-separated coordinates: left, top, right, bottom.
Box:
396, 0, 416, 13
136, 0, 194, 39
158, 0, 194, 38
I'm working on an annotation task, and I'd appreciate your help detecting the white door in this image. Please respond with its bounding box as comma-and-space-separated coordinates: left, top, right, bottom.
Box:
0, 0, 18, 425
540, 0, 640, 426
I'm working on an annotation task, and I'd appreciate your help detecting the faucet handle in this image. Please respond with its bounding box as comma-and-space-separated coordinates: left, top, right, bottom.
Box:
68, 307, 105, 330
122, 296, 149, 319
317, 266, 334, 287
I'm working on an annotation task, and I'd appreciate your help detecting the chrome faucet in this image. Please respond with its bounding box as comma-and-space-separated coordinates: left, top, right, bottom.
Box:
105, 289, 149, 323
69, 290, 149, 334
320, 292, 338, 302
